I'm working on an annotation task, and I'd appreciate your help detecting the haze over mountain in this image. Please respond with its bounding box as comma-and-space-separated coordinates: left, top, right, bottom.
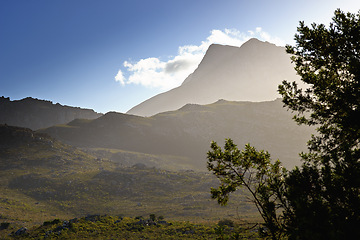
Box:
127, 38, 299, 117
41, 99, 313, 170
0, 96, 102, 130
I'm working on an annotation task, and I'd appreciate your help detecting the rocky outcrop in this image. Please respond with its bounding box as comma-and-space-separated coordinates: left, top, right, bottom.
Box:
14, 227, 27, 236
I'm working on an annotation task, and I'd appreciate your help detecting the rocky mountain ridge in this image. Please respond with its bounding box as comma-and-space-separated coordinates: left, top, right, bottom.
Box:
0, 96, 102, 130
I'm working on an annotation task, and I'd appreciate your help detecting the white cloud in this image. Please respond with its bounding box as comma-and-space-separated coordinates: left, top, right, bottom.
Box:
115, 28, 285, 90
114, 69, 125, 85
256, 27, 285, 46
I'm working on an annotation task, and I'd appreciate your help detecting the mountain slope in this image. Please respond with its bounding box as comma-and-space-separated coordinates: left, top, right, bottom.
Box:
41, 99, 313, 169
0, 125, 253, 226
0, 96, 102, 130
127, 39, 299, 117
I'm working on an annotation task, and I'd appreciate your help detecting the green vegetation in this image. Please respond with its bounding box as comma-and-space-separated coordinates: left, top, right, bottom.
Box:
279, 9, 360, 239
0, 215, 263, 239
208, 9, 360, 239
1, 160, 257, 224
85, 147, 197, 171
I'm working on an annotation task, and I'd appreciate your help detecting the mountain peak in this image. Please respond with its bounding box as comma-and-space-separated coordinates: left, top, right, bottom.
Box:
208, 38, 266, 49
127, 38, 297, 117
245, 37, 262, 43
207, 43, 239, 50
240, 38, 281, 53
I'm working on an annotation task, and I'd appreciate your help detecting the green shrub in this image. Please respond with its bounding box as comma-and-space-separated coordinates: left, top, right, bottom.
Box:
149, 214, 156, 221
218, 219, 234, 227
43, 218, 61, 226
0, 222, 10, 230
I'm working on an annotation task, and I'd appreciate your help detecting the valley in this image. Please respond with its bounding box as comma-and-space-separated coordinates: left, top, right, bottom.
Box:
0, 125, 258, 225
0, 39, 311, 239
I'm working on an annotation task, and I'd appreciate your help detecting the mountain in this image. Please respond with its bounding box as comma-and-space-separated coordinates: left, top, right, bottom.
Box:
127, 38, 299, 117
0, 96, 102, 130
41, 99, 313, 170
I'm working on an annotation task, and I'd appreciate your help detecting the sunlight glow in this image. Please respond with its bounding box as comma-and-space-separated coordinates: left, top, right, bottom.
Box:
115, 28, 285, 90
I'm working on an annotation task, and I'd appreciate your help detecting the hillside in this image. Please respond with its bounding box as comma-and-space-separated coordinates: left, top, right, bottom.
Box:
127, 38, 300, 116
41, 99, 313, 169
0, 124, 257, 228
0, 96, 102, 130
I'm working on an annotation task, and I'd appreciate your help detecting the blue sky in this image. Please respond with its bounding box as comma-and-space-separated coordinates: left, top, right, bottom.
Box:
1, 0, 359, 113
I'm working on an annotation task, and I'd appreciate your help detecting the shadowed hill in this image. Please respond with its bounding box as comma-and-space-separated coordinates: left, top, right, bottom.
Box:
127, 39, 299, 117
0, 124, 103, 172
0, 96, 102, 130
41, 99, 313, 170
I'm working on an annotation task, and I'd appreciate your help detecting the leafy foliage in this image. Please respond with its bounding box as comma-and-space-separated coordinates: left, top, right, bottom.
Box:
278, 9, 360, 239
279, 9, 360, 158
207, 139, 287, 239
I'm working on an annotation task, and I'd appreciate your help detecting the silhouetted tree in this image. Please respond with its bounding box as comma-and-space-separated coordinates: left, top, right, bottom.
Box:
208, 8, 360, 240
279, 8, 360, 239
